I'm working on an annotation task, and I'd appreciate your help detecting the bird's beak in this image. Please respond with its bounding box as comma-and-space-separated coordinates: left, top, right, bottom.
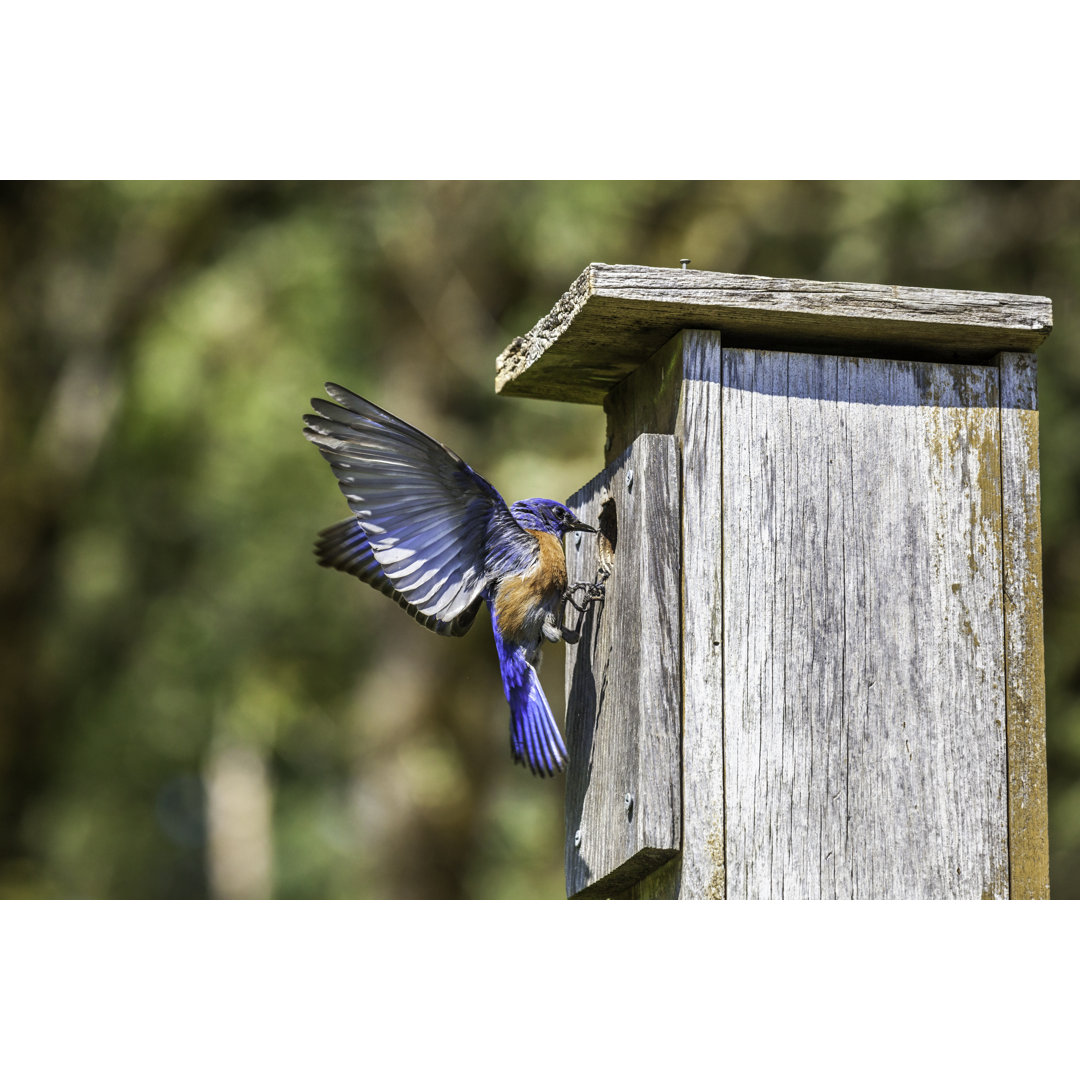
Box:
571, 521, 597, 533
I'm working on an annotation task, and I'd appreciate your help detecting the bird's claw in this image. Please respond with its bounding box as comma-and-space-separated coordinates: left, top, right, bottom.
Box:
563, 576, 606, 613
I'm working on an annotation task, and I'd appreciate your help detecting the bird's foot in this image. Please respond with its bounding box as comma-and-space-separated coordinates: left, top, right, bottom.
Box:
563, 578, 606, 613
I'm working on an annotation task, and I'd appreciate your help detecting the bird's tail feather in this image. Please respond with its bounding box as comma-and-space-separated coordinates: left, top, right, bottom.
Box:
496, 638, 568, 777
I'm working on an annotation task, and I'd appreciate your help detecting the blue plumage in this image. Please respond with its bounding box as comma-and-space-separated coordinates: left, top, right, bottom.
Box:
303, 384, 601, 776
494, 631, 565, 777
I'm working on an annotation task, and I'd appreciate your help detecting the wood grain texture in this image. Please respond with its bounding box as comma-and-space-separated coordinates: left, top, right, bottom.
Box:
597, 330, 729, 898
999, 352, 1050, 898
496, 264, 1053, 405
564, 435, 681, 898
721, 347, 1009, 899
677, 332, 728, 898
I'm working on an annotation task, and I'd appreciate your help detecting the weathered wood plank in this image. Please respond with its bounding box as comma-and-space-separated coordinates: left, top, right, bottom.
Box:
598, 331, 731, 899
677, 332, 728, 898
597, 330, 729, 898
999, 352, 1050, 898
612, 856, 683, 900
721, 348, 1009, 899
496, 263, 1054, 405
564, 435, 682, 898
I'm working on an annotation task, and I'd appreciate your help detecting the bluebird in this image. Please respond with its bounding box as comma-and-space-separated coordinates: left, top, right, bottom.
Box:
303, 383, 604, 777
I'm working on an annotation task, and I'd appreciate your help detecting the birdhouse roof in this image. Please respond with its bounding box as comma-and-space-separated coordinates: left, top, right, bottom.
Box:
495, 263, 1053, 405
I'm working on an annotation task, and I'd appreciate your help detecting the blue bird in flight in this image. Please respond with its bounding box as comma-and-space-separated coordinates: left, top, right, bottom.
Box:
303, 383, 603, 776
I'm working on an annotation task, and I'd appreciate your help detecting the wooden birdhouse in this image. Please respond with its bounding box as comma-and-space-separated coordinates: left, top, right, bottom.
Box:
495, 263, 1052, 900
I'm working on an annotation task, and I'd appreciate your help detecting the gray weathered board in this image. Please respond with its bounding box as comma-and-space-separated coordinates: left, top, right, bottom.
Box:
496, 264, 1053, 405
721, 346, 1008, 899
563, 435, 681, 898
999, 353, 1050, 898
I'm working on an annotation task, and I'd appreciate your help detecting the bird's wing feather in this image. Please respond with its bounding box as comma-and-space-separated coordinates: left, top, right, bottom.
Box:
304, 384, 537, 624
314, 518, 482, 637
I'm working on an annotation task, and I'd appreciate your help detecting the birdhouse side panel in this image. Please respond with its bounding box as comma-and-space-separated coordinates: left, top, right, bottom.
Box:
721, 348, 1009, 899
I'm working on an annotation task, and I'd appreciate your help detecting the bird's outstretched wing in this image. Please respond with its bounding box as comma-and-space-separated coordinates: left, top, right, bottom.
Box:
314, 518, 482, 637
304, 384, 536, 626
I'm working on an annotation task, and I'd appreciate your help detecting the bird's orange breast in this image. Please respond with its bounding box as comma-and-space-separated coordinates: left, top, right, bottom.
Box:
493, 529, 567, 639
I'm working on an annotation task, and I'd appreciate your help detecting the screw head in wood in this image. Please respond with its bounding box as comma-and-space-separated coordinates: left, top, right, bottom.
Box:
574, 829, 582, 848
624, 792, 634, 816
626, 468, 634, 491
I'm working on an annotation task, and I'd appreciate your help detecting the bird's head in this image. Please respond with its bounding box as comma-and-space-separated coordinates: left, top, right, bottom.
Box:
510, 498, 596, 539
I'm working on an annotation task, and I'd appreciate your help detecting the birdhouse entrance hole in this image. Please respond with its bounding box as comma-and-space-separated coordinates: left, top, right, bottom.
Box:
597, 496, 617, 573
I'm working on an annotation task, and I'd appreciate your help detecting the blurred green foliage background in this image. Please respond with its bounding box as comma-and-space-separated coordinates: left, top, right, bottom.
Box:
2, 180, 1078, 899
